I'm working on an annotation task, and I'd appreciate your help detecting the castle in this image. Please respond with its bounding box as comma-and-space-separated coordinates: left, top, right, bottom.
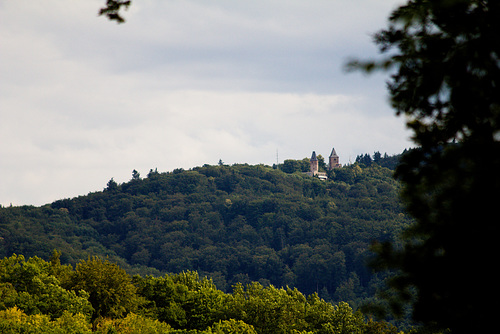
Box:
305, 147, 341, 180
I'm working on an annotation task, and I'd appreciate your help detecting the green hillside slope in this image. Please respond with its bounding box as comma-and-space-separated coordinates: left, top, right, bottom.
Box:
0, 155, 412, 306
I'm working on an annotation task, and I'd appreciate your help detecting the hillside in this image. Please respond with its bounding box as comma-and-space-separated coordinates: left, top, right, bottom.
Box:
0, 153, 412, 307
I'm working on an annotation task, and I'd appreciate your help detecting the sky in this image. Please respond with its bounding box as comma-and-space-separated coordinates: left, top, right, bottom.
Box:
0, 0, 411, 206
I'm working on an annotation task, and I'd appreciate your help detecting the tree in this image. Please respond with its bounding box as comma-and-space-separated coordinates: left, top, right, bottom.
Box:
317, 154, 327, 171
95, 313, 173, 333
132, 169, 141, 180
356, 154, 372, 166
4, 162, 411, 314
0, 254, 92, 320
281, 159, 301, 174
69, 256, 139, 321
210, 319, 257, 334
0, 307, 92, 334
106, 178, 118, 191
134, 271, 226, 330
350, 1, 500, 333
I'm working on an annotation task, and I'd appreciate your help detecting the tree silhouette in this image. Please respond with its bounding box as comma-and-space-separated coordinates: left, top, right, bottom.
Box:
99, 0, 131, 23
349, 0, 500, 333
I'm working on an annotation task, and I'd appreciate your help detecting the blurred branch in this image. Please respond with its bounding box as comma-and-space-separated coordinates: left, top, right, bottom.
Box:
99, 0, 131, 24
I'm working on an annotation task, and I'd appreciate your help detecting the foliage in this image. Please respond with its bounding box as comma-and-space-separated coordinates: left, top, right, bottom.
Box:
99, 0, 131, 23
349, 0, 500, 333
0, 254, 93, 319
0, 253, 406, 333
208, 319, 257, 334
69, 256, 139, 321
94, 313, 173, 334
355, 152, 402, 170
0, 307, 91, 334
134, 271, 227, 329
0, 157, 411, 310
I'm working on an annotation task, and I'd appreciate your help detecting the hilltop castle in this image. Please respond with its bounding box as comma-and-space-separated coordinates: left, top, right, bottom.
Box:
305, 147, 341, 180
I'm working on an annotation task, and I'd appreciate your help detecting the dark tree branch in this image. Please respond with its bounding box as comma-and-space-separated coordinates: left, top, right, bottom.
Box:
99, 0, 131, 23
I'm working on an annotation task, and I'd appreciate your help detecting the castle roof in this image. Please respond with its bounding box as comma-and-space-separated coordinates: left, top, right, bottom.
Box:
310, 151, 318, 161
330, 147, 338, 157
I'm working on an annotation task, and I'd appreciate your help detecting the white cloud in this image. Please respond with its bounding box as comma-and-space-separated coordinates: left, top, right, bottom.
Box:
0, 0, 410, 206
1, 88, 410, 205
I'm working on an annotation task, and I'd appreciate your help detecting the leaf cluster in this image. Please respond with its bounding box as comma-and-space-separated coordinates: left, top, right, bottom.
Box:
0, 253, 403, 333
99, 0, 131, 23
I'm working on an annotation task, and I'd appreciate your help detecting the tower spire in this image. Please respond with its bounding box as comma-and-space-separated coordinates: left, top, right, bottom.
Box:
310, 151, 319, 175
329, 147, 341, 169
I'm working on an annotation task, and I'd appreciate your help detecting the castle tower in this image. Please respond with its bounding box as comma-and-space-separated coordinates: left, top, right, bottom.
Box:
310, 151, 319, 175
329, 147, 341, 169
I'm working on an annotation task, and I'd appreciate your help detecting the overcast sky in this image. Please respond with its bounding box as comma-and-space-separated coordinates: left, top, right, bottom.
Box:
1, 0, 410, 206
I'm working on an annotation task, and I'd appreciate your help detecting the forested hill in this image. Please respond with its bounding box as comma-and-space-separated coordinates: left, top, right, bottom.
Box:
0, 153, 412, 306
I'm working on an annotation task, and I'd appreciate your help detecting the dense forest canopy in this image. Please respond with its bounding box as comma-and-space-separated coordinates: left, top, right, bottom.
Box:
0, 253, 402, 333
92, 1, 500, 332
0, 152, 411, 313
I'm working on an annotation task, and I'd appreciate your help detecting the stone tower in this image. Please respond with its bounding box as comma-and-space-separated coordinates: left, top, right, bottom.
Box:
329, 147, 341, 169
310, 151, 319, 175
